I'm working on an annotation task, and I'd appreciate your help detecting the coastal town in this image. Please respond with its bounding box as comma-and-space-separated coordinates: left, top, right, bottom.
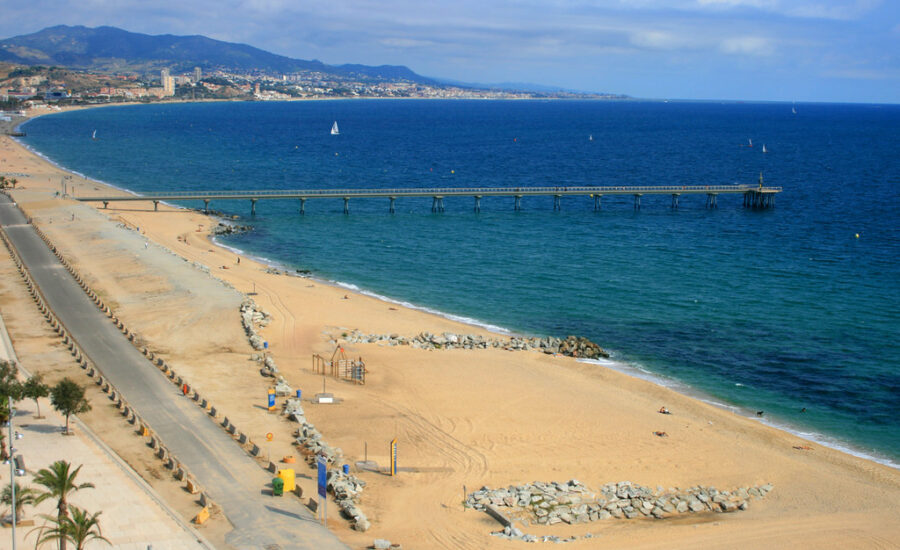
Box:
1, 63, 619, 107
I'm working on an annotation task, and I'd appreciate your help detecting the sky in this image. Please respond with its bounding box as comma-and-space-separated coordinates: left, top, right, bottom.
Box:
2, 0, 898, 103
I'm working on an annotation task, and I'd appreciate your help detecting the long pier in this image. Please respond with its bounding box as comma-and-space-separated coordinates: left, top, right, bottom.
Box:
75, 184, 782, 214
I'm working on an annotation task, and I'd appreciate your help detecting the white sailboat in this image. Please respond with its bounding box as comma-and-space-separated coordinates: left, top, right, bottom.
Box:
589, 134, 593, 141
792, 102, 797, 115
762, 144, 768, 153
91, 129, 97, 140
330, 121, 339, 135
748, 138, 753, 147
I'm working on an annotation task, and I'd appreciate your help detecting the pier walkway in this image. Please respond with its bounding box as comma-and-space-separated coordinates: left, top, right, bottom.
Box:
75, 184, 782, 214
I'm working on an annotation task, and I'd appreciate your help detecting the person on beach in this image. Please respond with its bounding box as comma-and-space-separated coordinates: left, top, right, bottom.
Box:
659, 406, 671, 415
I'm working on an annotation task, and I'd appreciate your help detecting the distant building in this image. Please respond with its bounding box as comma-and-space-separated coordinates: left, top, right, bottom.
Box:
163, 76, 175, 96
254, 82, 261, 96
193, 67, 202, 83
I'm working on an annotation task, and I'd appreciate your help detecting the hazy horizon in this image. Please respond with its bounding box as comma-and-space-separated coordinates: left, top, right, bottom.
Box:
2, 1, 898, 104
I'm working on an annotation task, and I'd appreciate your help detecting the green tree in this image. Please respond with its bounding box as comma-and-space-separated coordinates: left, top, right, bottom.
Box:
50, 378, 91, 435
31, 506, 111, 550
2, 481, 38, 523
33, 461, 95, 550
23, 373, 51, 418
0, 361, 24, 460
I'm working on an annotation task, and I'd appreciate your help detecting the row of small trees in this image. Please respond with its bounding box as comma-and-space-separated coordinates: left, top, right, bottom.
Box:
1, 361, 91, 461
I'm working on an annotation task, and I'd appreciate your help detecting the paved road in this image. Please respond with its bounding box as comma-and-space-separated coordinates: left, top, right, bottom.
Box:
0, 194, 347, 550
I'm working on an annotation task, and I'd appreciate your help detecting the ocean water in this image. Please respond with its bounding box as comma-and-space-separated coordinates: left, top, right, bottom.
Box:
19, 100, 900, 465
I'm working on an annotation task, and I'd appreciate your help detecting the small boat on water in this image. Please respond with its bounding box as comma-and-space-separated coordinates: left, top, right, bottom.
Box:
762, 144, 768, 153
92, 129, 97, 140
748, 138, 753, 147
589, 134, 593, 141
792, 102, 797, 114
330, 121, 339, 135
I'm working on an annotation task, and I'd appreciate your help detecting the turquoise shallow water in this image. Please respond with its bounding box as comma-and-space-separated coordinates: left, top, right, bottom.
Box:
19, 100, 900, 465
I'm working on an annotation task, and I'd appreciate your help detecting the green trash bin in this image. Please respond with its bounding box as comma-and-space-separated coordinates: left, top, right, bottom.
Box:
272, 476, 284, 496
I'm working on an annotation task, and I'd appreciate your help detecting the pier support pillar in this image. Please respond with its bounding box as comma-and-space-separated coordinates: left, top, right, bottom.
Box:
389, 196, 396, 214
553, 195, 561, 211
633, 194, 642, 210
250, 198, 257, 216
706, 193, 718, 209
203, 199, 210, 214
593, 195, 602, 211
299, 198, 306, 215
514, 195, 522, 212
671, 194, 679, 209
474, 196, 482, 213
343, 197, 350, 215
103, 201, 109, 209
438, 197, 444, 212
153, 200, 159, 212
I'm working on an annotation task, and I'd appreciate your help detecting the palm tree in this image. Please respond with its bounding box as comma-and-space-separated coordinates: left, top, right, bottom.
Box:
30, 506, 110, 550
33, 461, 94, 550
2, 481, 38, 523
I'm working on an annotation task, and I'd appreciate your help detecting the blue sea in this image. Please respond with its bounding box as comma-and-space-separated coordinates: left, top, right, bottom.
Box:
19, 100, 900, 466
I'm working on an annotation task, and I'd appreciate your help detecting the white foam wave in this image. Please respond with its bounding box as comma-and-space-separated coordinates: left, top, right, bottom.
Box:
578, 357, 898, 470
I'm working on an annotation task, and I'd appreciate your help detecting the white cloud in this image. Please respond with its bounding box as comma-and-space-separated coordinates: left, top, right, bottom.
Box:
720, 36, 775, 55
629, 30, 695, 49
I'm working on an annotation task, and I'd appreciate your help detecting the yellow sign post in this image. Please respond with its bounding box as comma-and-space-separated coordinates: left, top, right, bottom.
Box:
390, 438, 398, 476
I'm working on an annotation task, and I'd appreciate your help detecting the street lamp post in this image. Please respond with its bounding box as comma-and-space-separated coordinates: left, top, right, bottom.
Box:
8, 395, 17, 550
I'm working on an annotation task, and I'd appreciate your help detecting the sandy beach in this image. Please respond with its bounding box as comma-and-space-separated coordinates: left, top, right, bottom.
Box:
1, 107, 899, 549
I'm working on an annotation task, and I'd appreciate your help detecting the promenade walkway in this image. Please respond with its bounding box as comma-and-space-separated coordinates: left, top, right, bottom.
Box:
0, 194, 347, 550
1, 313, 210, 550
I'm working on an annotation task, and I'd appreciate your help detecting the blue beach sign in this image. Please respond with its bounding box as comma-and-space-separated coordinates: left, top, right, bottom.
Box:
317, 457, 327, 498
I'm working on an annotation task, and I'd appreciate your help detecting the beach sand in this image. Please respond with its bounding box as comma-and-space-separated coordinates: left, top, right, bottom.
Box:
1, 110, 898, 549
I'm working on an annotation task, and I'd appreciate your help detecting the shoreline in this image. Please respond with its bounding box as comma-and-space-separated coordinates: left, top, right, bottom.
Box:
4, 103, 899, 549
12, 103, 900, 471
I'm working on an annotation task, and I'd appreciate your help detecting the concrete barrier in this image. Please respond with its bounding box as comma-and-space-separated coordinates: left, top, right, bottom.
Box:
267, 461, 277, 473
186, 478, 201, 494
484, 504, 513, 528
250, 444, 261, 456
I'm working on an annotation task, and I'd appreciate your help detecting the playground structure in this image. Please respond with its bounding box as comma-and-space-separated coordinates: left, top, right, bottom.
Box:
312, 346, 366, 385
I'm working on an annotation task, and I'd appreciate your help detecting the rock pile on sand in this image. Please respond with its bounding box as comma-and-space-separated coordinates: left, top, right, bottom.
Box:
341, 330, 609, 359
466, 479, 773, 525
240, 297, 271, 351
284, 397, 371, 532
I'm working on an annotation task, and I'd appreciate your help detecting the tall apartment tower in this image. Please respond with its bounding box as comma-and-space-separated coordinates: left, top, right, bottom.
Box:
160, 68, 170, 82
193, 67, 202, 83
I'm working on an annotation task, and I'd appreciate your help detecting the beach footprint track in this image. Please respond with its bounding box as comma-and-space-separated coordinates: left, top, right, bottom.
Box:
384, 402, 489, 478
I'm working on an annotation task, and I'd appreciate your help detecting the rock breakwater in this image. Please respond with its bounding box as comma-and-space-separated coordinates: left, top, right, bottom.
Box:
466, 479, 772, 527
341, 330, 609, 359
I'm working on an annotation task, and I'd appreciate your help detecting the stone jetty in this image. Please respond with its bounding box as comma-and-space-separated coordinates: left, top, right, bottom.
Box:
340, 330, 609, 359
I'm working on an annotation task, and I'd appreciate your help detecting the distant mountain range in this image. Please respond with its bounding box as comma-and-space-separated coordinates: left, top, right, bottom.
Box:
0, 25, 433, 83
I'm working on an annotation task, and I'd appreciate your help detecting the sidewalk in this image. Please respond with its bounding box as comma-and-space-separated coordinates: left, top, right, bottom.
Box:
1, 313, 213, 550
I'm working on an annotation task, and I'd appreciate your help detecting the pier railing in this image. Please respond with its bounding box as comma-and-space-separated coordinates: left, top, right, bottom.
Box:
74, 184, 782, 213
